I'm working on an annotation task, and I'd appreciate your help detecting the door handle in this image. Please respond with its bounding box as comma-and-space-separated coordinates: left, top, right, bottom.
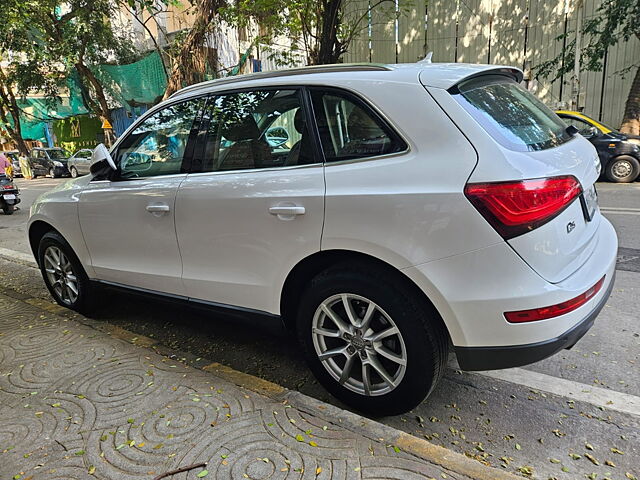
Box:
269, 205, 305, 216
146, 204, 170, 214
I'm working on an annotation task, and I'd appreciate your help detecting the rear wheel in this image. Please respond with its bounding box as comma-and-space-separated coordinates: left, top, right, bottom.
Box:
2, 204, 15, 215
297, 264, 448, 415
605, 155, 640, 183
70, 166, 78, 178
38, 231, 95, 314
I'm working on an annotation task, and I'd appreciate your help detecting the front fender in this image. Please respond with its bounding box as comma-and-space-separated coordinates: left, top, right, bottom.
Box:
28, 177, 95, 277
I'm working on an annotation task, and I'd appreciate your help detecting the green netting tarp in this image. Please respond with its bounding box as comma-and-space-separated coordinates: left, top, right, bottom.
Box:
94, 51, 167, 110
0, 94, 89, 141
2, 52, 166, 142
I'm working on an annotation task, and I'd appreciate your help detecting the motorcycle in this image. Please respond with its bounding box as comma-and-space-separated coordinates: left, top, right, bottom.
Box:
0, 174, 20, 215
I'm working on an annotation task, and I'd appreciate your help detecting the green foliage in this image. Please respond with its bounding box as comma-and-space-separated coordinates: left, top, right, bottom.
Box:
535, 0, 640, 80
2, 0, 136, 113
222, 0, 400, 65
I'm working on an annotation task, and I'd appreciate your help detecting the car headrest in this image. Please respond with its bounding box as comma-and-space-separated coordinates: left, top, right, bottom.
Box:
222, 115, 261, 142
294, 108, 305, 134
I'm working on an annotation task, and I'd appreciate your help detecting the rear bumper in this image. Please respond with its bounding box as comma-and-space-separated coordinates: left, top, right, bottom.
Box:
454, 270, 615, 370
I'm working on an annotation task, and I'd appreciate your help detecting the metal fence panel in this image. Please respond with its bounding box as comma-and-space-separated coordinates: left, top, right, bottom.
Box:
398, 0, 426, 63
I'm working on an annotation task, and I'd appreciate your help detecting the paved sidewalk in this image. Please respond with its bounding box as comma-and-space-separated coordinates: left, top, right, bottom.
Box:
0, 291, 516, 480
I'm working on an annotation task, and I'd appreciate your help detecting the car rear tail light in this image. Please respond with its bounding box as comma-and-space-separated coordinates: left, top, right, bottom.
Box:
464, 176, 582, 239
504, 275, 605, 323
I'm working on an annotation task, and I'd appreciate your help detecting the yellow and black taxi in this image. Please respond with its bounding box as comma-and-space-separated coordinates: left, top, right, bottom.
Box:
556, 110, 640, 183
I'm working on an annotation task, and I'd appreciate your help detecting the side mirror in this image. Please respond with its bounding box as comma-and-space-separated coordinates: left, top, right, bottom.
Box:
90, 143, 116, 173
580, 126, 599, 138
265, 126, 289, 148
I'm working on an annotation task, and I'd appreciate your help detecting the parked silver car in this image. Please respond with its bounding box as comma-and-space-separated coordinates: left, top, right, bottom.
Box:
67, 149, 94, 177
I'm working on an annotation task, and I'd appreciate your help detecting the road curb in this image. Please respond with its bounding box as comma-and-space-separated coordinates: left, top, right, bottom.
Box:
0, 275, 523, 480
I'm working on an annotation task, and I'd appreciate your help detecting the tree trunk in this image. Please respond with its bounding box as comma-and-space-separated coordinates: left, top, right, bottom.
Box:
0, 69, 29, 155
620, 64, 640, 136
315, 0, 343, 65
74, 61, 116, 146
163, 0, 225, 99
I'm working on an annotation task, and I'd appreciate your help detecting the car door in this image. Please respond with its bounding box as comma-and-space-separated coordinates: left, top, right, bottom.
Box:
175, 88, 325, 313
77, 150, 93, 174
78, 98, 204, 295
31, 150, 44, 175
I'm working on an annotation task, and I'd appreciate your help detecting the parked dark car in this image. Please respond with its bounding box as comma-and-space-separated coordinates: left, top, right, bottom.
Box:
556, 110, 640, 183
29, 147, 71, 178
67, 148, 94, 177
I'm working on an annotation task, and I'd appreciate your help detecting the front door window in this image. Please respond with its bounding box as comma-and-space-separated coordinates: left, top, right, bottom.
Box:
114, 99, 203, 179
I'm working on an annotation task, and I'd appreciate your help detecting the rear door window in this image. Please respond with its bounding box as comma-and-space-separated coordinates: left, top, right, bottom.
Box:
452, 75, 572, 152
309, 89, 407, 162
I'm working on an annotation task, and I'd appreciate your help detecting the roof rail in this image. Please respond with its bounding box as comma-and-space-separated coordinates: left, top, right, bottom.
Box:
169, 63, 392, 98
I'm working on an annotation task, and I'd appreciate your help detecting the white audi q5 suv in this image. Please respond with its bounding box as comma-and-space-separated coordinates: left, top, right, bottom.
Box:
28, 63, 617, 414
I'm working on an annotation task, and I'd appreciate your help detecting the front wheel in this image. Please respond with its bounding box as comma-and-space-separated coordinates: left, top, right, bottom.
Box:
49, 168, 58, 179
605, 155, 640, 183
38, 231, 95, 314
70, 166, 78, 178
297, 265, 448, 415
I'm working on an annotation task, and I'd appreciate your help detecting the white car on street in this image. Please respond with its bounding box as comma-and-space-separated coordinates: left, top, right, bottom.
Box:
28, 63, 617, 414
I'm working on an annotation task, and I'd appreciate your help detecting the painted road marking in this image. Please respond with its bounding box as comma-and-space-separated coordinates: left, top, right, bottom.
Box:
601, 207, 640, 216
479, 368, 640, 417
0, 247, 37, 266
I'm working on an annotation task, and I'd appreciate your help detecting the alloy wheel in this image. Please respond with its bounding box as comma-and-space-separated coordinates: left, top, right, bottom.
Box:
311, 293, 407, 396
43, 246, 79, 305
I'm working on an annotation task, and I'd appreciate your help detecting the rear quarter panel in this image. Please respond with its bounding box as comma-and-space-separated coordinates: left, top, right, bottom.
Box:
321, 79, 502, 269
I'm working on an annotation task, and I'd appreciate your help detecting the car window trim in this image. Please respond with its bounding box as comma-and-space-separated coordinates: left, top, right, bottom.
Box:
188, 85, 325, 174
102, 95, 208, 182
306, 85, 410, 164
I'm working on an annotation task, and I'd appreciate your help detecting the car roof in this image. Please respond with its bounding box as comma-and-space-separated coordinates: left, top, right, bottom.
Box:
170, 62, 524, 100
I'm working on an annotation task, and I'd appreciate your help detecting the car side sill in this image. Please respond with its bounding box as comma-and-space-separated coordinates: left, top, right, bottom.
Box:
454, 271, 615, 371
93, 279, 285, 331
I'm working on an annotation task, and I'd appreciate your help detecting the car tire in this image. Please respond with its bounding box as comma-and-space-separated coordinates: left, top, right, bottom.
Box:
70, 166, 78, 178
296, 263, 448, 415
38, 231, 95, 314
605, 155, 640, 183
49, 168, 58, 179
2, 204, 15, 215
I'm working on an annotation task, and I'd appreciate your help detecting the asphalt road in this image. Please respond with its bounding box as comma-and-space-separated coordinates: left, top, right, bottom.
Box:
1, 176, 638, 480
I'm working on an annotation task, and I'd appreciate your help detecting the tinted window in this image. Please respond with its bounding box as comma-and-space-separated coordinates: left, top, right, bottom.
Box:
560, 116, 599, 136
310, 89, 406, 162
198, 89, 315, 172
48, 149, 67, 159
453, 75, 572, 152
115, 99, 203, 179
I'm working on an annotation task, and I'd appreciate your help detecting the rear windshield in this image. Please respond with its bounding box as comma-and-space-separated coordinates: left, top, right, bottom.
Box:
453, 75, 572, 152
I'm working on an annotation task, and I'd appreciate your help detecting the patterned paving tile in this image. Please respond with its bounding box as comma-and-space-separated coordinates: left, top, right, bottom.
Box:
0, 293, 465, 480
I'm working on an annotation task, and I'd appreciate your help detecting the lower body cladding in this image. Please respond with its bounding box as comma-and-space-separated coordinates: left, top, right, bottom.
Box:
402, 217, 618, 371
